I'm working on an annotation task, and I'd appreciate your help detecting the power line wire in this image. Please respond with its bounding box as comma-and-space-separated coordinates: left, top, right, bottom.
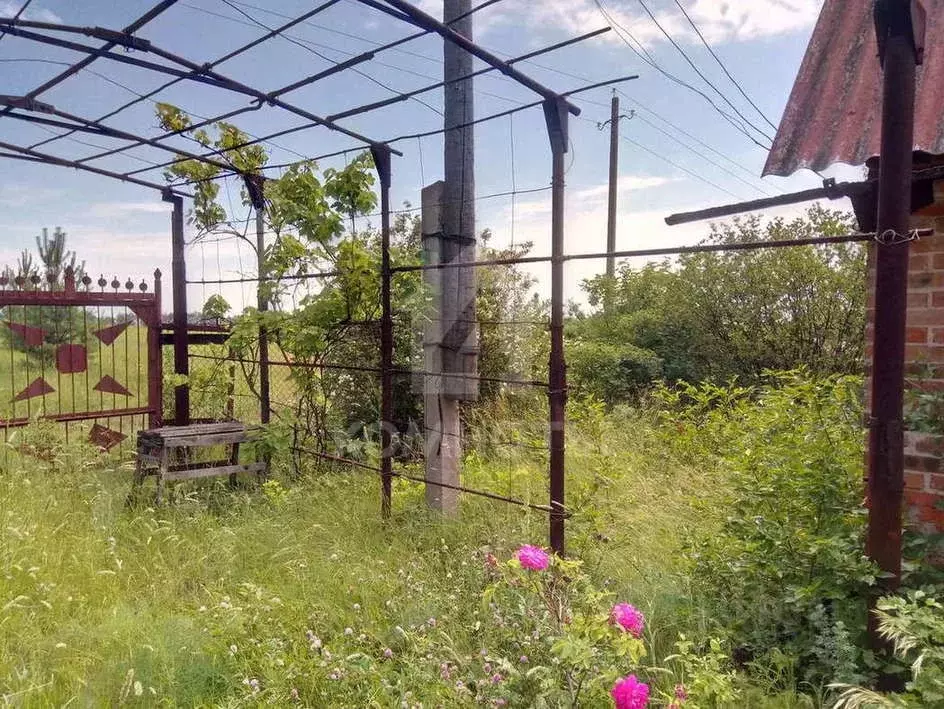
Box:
670, 0, 778, 132
619, 133, 742, 200
592, 0, 771, 150
632, 0, 774, 144
218, 0, 444, 118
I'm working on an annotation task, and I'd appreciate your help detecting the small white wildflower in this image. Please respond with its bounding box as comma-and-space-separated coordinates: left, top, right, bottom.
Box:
343, 627, 353, 636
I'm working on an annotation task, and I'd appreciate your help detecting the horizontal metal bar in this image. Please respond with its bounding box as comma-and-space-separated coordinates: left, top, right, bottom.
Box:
160, 332, 228, 346
391, 231, 933, 274
68, 0, 344, 163
0, 289, 157, 306
5, 23, 397, 158
668, 164, 944, 225
167, 76, 638, 186
0, 17, 153, 50
190, 353, 547, 387
292, 446, 557, 513
0, 138, 191, 195
362, 0, 582, 115
0, 405, 153, 429
328, 26, 610, 122
665, 182, 872, 225
0, 25, 233, 89
4, 105, 241, 177
14, 0, 177, 103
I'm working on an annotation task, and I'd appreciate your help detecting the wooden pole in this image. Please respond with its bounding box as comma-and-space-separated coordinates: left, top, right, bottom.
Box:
606, 92, 619, 282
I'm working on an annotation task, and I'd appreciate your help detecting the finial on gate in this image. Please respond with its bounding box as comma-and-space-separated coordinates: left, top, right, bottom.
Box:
110, 277, 120, 291
64, 265, 75, 294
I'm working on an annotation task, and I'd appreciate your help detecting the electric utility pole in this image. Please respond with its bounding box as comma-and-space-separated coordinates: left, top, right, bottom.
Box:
423, 0, 477, 515
598, 93, 633, 307
606, 92, 619, 280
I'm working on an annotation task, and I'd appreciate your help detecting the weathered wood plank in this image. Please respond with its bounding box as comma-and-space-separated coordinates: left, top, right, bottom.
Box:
164, 462, 266, 481
162, 431, 248, 448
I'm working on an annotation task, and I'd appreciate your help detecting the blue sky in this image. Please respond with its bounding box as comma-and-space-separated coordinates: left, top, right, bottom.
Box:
0, 0, 860, 311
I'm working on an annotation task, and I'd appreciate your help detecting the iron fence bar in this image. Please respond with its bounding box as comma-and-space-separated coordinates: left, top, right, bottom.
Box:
0, 139, 192, 196
0, 405, 154, 428
1, 0, 178, 114
292, 446, 558, 513
1, 25, 399, 159
67, 0, 501, 166
187, 353, 548, 387
50, 0, 345, 159
327, 27, 610, 122
115, 29, 606, 179
167, 76, 637, 187
374, 145, 394, 519
358, 0, 582, 116
389, 231, 934, 274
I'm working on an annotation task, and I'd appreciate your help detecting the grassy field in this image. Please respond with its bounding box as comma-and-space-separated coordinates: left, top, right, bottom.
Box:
0, 404, 732, 707
0, 376, 867, 707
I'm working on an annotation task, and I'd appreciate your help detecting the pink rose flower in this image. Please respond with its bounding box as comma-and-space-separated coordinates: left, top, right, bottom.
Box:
516, 545, 550, 571
611, 675, 650, 709
611, 602, 645, 638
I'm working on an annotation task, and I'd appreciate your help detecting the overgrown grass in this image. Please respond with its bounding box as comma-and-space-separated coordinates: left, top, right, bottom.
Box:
0, 376, 870, 707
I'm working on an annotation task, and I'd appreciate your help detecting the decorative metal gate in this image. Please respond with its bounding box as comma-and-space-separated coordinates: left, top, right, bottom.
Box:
0, 266, 162, 454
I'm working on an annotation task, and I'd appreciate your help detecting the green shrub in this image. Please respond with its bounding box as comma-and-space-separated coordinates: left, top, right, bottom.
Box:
659, 372, 873, 689
567, 339, 663, 403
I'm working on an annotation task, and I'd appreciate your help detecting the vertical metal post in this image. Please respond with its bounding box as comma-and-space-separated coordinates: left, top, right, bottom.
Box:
148, 269, 163, 428
867, 0, 918, 674
164, 192, 189, 426
372, 145, 394, 519
544, 98, 569, 556
256, 205, 270, 426
606, 92, 619, 282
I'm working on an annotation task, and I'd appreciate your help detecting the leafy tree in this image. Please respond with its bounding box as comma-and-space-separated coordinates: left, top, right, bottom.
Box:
201, 294, 231, 324
574, 206, 865, 400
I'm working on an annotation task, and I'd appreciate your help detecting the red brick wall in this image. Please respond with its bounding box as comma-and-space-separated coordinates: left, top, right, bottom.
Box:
866, 170, 944, 533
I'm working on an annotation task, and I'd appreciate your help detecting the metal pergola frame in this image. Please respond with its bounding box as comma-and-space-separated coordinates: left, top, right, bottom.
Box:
0, 0, 638, 554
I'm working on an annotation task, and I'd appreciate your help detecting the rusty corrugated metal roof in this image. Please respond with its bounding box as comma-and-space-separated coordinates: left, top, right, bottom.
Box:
763, 0, 944, 177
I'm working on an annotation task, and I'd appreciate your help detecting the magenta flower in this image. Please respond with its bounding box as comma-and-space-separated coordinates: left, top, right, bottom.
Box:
611, 602, 645, 638
611, 675, 650, 709
674, 684, 688, 701
516, 545, 550, 571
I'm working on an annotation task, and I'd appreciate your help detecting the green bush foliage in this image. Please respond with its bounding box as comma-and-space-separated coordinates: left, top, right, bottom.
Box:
657, 372, 873, 688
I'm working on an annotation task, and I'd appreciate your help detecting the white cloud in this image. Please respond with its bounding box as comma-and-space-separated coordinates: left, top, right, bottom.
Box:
0, 184, 67, 208
468, 0, 822, 45
0, 1, 62, 23
86, 202, 173, 219
576, 175, 676, 200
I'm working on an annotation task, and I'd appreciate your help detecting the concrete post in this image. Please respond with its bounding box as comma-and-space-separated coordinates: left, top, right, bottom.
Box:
422, 181, 460, 514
